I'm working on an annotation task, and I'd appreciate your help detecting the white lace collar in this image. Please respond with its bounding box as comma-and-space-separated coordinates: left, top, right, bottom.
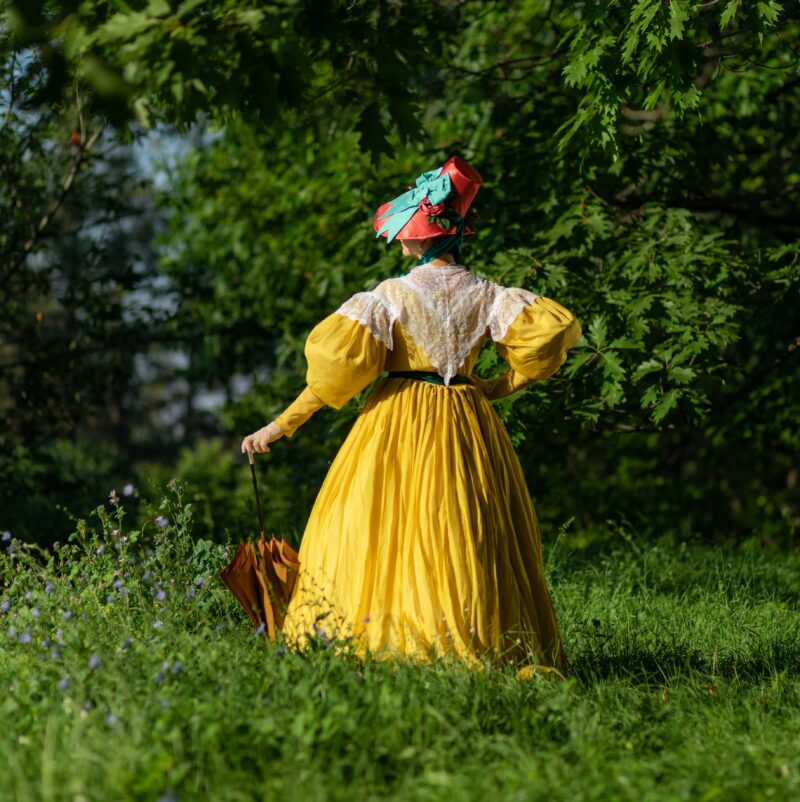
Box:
335, 264, 540, 384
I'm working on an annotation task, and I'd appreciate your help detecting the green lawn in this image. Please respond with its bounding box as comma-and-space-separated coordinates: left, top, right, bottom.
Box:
2, 487, 799, 802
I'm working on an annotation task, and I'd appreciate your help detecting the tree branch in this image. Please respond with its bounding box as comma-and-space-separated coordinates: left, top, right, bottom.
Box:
1, 127, 102, 293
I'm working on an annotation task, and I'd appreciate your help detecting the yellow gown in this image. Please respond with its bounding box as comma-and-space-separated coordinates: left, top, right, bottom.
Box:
273, 264, 581, 675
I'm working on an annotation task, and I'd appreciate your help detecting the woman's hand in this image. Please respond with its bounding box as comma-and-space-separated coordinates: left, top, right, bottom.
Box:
241, 421, 285, 454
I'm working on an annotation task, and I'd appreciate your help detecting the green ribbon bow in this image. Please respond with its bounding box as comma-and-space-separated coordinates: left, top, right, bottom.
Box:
375, 166, 452, 242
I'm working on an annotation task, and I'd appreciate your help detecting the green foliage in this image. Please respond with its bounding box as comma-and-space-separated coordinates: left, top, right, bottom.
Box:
1, 494, 800, 799
1, 1, 799, 544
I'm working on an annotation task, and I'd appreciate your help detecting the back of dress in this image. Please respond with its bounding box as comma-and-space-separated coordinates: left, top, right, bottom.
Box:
278, 259, 581, 673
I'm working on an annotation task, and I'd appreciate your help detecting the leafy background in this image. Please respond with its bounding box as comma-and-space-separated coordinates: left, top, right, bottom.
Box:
1, 0, 797, 549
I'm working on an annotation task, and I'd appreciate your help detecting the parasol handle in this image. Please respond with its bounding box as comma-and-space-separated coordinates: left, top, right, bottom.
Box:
248, 450, 266, 538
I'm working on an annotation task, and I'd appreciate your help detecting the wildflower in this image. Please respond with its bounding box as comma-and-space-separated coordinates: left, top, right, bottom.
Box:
185, 587, 196, 599
142, 570, 152, 580
111, 529, 119, 537
105, 713, 118, 727
185, 555, 193, 564
171, 662, 182, 674
195, 577, 205, 588
44, 582, 54, 594
20, 631, 31, 644
0, 599, 10, 613
120, 536, 128, 543
24, 591, 32, 601
108, 489, 119, 504
162, 659, 171, 670
276, 646, 286, 656
160, 698, 170, 710
7, 626, 17, 639
152, 620, 163, 629
106, 594, 115, 603
42, 637, 51, 648
122, 638, 133, 650
55, 628, 63, 640
156, 590, 166, 601
155, 515, 168, 528
154, 671, 165, 683
113, 579, 123, 590
58, 675, 69, 690
31, 607, 40, 618
7, 544, 16, 554
254, 622, 266, 636
114, 543, 121, 551
88, 654, 101, 670
50, 646, 61, 659
1, 531, 11, 541
122, 483, 134, 496
96, 545, 105, 555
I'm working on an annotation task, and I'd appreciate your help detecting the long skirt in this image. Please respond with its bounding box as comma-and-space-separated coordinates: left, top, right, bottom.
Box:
281, 376, 571, 676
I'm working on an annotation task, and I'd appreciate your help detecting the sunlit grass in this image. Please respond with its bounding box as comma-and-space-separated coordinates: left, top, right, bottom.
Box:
1, 481, 799, 802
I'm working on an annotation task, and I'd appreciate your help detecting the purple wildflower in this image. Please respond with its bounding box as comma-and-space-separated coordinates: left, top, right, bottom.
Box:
58, 675, 69, 690
88, 654, 101, 670
24, 591, 32, 601
0, 599, 10, 613
31, 607, 40, 618
171, 662, 182, 674
50, 646, 61, 659
154, 671, 165, 683
106, 594, 115, 603
195, 577, 205, 587
7, 544, 16, 554
113, 579, 124, 590
20, 631, 31, 644
152, 619, 163, 629
122, 637, 133, 649
7, 626, 17, 639
142, 570, 152, 581
254, 622, 266, 636
155, 515, 168, 528
44, 582, 54, 594
156, 590, 166, 601
1, 531, 11, 541
123, 483, 134, 496
185, 587, 196, 599
105, 713, 118, 727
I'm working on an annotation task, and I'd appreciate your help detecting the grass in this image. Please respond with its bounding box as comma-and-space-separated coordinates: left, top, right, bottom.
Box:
1, 481, 799, 802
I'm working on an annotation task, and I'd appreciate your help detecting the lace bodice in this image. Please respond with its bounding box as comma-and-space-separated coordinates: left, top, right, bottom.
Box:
334, 263, 540, 385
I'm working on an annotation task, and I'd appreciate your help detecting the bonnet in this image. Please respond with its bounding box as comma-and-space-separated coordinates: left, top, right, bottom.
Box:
373, 155, 483, 265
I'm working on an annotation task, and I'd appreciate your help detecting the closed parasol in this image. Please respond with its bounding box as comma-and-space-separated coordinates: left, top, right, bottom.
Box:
218, 450, 300, 639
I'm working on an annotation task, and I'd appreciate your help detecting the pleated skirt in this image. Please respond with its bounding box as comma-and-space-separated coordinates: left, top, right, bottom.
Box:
281, 376, 571, 676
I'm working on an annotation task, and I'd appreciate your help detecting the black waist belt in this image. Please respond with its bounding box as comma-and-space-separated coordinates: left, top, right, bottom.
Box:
387, 370, 470, 386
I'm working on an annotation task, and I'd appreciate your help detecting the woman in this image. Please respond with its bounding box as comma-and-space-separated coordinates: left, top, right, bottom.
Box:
240, 156, 582, 676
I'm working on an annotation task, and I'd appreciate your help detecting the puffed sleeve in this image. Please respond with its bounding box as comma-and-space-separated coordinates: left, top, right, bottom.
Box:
303, 291, 392, 410
491, 293, 582, 381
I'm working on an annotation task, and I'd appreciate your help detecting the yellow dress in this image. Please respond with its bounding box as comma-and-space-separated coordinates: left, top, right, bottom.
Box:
273, 264, 581, 675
